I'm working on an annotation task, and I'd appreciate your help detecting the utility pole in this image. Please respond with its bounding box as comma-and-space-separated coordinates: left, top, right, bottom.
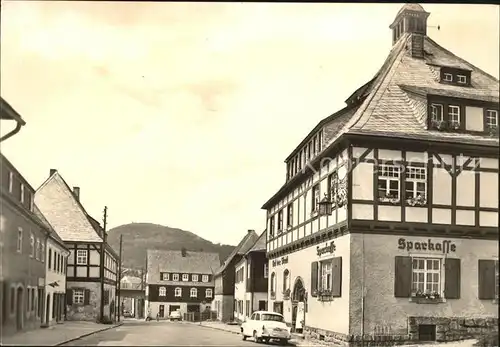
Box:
99, 206, 108, 323
117, 234, 123, 322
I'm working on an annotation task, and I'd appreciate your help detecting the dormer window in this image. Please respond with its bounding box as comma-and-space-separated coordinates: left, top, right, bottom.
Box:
440, 67, 471, 86
457, 75, 467, 84
443, 73, 453, 82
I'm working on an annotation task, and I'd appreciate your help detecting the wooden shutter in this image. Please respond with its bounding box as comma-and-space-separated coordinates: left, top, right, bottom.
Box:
331, 257, 342, 297
311, 262, 318, 297
84, 289, 90, 305
66, 289, 73, 305
394, 256, 412, 298
444, 258, 461, 299
478, 259, 496, 300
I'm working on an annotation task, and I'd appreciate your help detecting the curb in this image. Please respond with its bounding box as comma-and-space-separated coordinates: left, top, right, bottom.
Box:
54, 322, 124, 346
193, 322, 242, 336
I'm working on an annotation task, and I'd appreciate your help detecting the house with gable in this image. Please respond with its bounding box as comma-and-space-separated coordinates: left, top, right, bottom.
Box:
34, 169, 119, 322
212, 230, 259, 322
233, 230, 268, 322
262, 3, 498, 345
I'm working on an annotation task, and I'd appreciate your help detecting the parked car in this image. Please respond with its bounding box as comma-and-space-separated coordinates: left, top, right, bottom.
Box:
123, 310, 133, 318
241, 311, 291, 345
169, 310, 182, 321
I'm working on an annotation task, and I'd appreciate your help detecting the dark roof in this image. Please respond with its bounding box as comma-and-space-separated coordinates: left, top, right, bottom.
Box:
214, 230, 259, 275
246, 230, 266, 254
147, 249, 220, 284
33, 204, 68, 251
0, 97, 26, 125
35, 171, 103, 242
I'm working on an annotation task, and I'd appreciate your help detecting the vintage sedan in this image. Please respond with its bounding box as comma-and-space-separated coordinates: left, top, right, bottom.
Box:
241, 311, 291, 345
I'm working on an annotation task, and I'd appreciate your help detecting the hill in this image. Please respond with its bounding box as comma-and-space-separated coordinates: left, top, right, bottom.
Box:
106, 223, 236, 270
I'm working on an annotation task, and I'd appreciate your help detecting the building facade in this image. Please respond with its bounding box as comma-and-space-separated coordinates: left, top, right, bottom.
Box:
145, 249, 220, 319
0, 152, 50, 336
234, 231, 268, 322
212, 230, 259, 322
35, 170, 119, 322
262, 4, 498, 345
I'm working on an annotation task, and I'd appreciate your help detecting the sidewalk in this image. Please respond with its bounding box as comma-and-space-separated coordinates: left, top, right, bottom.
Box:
1, 321, 123, 346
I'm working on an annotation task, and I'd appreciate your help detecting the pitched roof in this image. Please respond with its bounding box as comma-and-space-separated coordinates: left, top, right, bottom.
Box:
246, 230, 266, 254
147, 249, 220, 283
0, 97, 26, 125
34, 171, 103, 243
215, 230, 259, 275
33, 204, 68, 250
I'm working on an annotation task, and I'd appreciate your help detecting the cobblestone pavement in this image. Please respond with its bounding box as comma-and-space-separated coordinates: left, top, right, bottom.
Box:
1, 321, 122, 346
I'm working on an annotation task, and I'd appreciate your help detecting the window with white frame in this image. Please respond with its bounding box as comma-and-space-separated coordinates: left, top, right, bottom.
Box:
443, 73, 453, 82
264, 263, 269, 278
269, 216, 275, 237
30, 234, 35, 258
35, 239, 40, 260
412, 258, 441, 295
202, 275, 209, 282
205, 289, 213, 298
20, 184, 25, 203
76, 249, 88, 265
8, 172, 13, 193
182, 274, 189, 281
17, 227, 23, 252
159, 287, 166, 296
457, 75, 467, 84
448, 105, 460, 126
431, 104, 443, 122
486, 110, 498, 129
286, 204, 293, 228
174, 287, 182, 297
190, 288, 197, 298
405, 167, 427, 204
277, 210, 283, 232
378, 164, 401, 201
172, 273, 179, 281
192, 274, 199, 282
73, 289, 85, 304
311, 184, 320, 212
41, 244, 45, 262
320, 261, 332, 291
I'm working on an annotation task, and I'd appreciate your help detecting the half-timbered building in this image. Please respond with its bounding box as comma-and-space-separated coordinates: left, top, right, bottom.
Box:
34, 170, 119, 322
145, 249, 220, 320
262, 4, 498, 345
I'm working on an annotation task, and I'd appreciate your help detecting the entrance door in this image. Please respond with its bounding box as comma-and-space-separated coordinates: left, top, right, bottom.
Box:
258, 300, 266, 311
159, 305, 165, 318
16, 288, 23, 330
291, 278, 306, 333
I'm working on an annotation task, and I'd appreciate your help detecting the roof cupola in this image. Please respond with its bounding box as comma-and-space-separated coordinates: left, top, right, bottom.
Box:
389, 3, 430, 46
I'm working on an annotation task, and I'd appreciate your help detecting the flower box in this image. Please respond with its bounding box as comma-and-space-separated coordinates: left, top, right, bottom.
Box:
317, 290, 334, 302
430, 119, 447, 131
410, 290, 445, 304
406, 195, 427, 207
378, 195, 400, 205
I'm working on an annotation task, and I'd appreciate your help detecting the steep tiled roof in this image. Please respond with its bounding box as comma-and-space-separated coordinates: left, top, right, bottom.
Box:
147, 249, 220, 283
214, 230, 259, 275
246, 230, 266, 254
33, 204, 68, 250
35, 172, 103, 243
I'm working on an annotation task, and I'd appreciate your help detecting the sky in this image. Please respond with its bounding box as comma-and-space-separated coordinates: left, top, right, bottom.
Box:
1, 2, 499, 246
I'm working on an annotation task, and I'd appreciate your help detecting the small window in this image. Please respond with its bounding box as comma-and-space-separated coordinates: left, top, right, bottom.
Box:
378, 164, 401, 202
30, 234, 35, 258
277, 210, 283, 232
190, 288, 197, 298
205, 289, 213, 298
172, 274, 179, 281
202, 275, 209, 282
448, 105, 460, 127
192, 274, 199, 282
182, 274, 189, 281
20, 184, 25, 203
270, 272, 276, 292
311, 184, 320, 212
443, 73, 453, 82
264, 264, 269, 279
41, 244, 45, 263
35, 239, 40, 260
486, 110, 498, 129
17, 227, 23, 253
431, 104, 444, 123
76, 249, 88, 265
286, 204, 293, 228
159, 287, 166, 296
174, 287, 182, 297
320, 261, 332, 291
73, 289, 85, 304
8, 172, 13, 193
283, 269, 290, 292
161, 273, 170, 281
269, 216, 275, 237
412, 258, 441, 296
457, 75, 467, 84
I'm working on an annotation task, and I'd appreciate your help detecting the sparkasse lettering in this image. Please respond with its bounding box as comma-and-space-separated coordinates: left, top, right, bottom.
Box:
398, 238, 456, 254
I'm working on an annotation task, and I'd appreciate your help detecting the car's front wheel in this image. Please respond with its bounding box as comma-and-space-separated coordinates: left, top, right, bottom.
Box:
278, 339, 288, 346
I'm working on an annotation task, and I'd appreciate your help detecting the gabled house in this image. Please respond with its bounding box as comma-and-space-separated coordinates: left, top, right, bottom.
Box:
212, 230, 259, 322
262, 3, 498, 345
234, 230, 268, 322
35, 170, 119, 322
145, 249, 220, 320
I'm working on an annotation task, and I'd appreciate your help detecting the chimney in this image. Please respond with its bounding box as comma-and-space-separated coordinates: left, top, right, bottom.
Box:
181, 247, 187, 257
247, 229, 255, 234
49, 169, 57, 177
73, 187, 80, 201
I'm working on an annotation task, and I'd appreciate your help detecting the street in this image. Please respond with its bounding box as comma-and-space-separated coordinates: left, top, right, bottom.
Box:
60, 320, 299, 346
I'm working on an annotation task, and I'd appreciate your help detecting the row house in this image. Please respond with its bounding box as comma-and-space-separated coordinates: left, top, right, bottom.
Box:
233, 230, 268, 322
212, 230, 259, 322
262, 4, 498, 346
145, 248, 220, 319
35, 170, 119, 322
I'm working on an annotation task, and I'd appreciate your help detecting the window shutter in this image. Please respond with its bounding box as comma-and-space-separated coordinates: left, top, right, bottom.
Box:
331, 257, 342, 297
394, 256, 412, 297
311, 262, 318, 297
478, 259, 496, 300
444, 258, 461, 299
84, 289, 90, 305
66, 289, 73, 305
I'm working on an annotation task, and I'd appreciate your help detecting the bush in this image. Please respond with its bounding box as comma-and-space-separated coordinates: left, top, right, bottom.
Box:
475, 332, 499, 347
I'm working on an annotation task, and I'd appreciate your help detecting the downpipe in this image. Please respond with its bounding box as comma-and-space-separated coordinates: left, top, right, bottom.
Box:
0, 121, 22, 142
